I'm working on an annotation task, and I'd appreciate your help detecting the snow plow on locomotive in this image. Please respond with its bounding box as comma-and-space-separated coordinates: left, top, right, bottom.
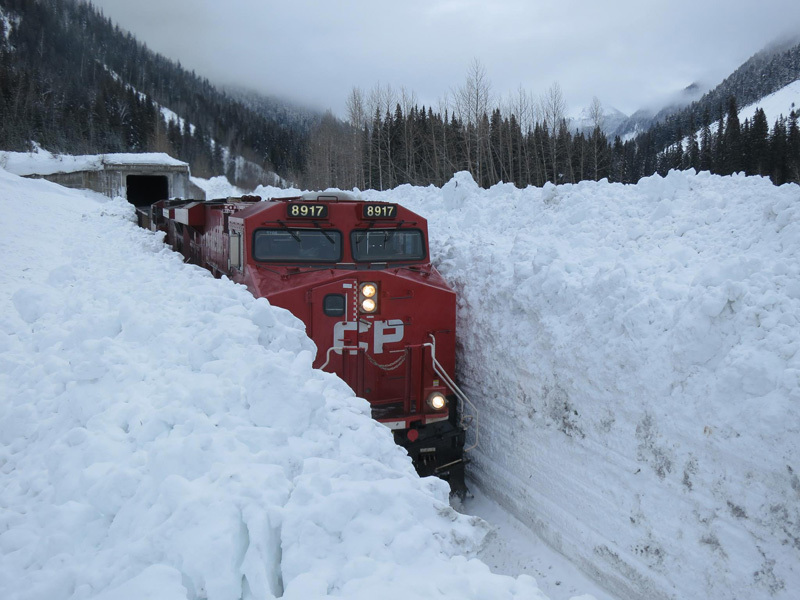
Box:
141, 192, 476, 494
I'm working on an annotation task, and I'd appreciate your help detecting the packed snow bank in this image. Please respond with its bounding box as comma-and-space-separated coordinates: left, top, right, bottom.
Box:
0, 169, 553, 600
191, 174, 246, 200
344, 170, 798, 600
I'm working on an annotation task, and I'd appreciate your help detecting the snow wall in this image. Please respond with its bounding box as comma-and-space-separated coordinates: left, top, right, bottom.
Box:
349, 170, 798, 600
0, 169, 550, 600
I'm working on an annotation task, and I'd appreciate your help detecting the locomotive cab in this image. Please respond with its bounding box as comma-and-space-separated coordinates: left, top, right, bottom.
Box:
148, 191, 475, 494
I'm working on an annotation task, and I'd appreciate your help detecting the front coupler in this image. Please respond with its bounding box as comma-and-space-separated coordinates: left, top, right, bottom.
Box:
394, 419, 468, 498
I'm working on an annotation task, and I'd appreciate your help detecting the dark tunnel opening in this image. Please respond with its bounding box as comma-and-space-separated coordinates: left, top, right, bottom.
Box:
127, 175, 169, 207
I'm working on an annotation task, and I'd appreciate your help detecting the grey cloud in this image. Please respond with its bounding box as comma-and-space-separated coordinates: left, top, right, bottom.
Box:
91, 0, 800, 117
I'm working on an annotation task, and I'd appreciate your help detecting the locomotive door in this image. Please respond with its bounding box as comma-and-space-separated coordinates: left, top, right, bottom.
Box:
309, 280, 367, 398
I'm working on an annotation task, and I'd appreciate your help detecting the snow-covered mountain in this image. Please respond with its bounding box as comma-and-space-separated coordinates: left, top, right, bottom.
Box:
2, 156, 799, 600
608, 82, 709, 140
662, 78, 800, 158
605, 36, 800, 143
570, 105, 629, 138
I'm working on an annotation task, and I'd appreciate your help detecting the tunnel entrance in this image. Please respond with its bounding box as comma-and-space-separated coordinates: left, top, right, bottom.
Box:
127, 175, 169, 207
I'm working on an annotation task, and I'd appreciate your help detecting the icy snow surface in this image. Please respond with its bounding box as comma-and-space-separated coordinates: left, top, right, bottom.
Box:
0, 169, 549, 600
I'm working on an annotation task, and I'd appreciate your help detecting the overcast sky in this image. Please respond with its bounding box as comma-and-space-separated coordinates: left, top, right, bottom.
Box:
89, 0, 800, 119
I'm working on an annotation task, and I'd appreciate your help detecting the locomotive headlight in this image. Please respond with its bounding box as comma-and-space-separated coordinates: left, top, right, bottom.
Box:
426, 392, 447, 411
359, 282, 378, 313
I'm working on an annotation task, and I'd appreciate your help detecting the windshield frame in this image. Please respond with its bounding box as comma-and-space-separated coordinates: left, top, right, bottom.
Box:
252, 227, 343, 263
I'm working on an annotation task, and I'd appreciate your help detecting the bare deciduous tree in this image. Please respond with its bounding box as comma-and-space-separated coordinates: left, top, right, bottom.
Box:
400, 86, 417, 183
346, 86, 367, 188
540, 82, 567, 183
454, 58, 491, 183
364, 84, 398, 189
588, 96, 605, 132
505, 86, 536, 183
588, 96, 606, 181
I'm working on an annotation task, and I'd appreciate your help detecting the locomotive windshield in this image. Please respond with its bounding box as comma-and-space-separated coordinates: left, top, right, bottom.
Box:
253, 229, 342, 262
351, 229, 426, 262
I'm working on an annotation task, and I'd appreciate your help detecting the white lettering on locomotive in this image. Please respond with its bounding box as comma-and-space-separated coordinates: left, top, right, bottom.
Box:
333, 319, 405, 354
374, 319, 404, 353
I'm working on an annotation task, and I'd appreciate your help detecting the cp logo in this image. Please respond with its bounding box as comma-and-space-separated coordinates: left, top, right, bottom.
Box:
333, 319, 405, 354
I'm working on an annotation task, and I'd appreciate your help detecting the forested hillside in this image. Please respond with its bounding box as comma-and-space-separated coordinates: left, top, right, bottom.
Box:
632, 37, 800, 172
0, 0, 307, 185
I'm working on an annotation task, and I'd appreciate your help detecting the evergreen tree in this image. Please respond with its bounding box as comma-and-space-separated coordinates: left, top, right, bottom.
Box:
787, 110, 800, 183
687, 114, 700, 171
739, 118, 752, 174
713, 106, 726, 173
750, 108, 770, 176
721, 96, 741, 174
770, 117, 788, 184
699, 110, 713, 172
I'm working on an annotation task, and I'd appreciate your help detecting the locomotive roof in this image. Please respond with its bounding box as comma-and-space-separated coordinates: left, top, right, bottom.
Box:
298, 191, 358, 202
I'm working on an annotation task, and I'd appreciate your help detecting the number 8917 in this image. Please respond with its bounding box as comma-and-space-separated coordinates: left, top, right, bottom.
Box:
288, 203, 327, 218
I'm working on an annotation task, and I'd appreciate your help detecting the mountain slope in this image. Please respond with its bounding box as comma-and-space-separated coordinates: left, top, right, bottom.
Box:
612, 82, 709, 140
636, 36, 800, 147
0, 0, 309, 184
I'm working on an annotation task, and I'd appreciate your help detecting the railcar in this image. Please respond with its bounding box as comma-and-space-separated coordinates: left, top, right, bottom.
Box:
142, 191, 475, 494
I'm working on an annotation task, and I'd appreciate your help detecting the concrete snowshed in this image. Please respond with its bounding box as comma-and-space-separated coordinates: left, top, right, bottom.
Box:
12, 152, 205, 206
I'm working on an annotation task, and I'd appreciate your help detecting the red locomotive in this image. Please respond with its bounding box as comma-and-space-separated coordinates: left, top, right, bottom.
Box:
142, 192, 474, 493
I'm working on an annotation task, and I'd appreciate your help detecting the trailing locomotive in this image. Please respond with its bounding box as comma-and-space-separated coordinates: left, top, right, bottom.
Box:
142, 191, 475, 494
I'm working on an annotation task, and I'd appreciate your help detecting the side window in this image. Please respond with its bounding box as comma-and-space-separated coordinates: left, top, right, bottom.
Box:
229, 232, 242, 270
323, 294, 346, 317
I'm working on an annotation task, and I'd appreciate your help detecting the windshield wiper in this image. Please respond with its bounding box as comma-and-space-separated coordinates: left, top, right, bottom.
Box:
394, 220, 418, 229
311, 221, 336, 244
275, 220, 301, 242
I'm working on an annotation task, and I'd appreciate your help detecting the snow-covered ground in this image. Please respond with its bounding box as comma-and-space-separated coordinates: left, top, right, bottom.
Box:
465, 487, 615, 600
3, 154, 800, 600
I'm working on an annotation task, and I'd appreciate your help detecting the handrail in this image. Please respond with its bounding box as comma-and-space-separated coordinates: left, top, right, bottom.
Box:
320, 344, 405, 372
424, 334, 479, 453
319, 344, 361, 370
